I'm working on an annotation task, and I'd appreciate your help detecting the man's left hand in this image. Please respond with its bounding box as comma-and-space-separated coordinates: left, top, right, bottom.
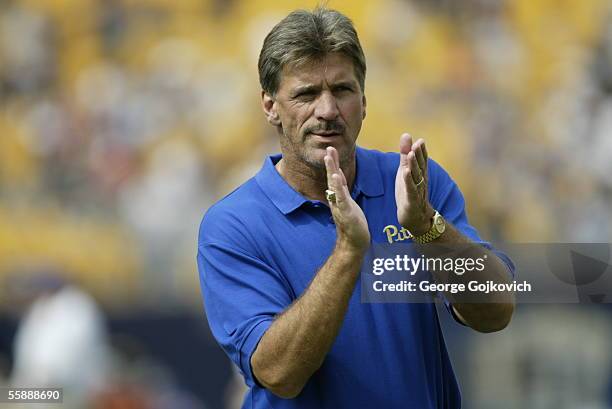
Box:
395, 133, 435, 236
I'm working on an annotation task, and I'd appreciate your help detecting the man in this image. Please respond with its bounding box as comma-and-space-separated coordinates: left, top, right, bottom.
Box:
197, 7, 515, 408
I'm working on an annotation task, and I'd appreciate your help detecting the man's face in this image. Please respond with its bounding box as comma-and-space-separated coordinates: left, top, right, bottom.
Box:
265, 53, 366, 169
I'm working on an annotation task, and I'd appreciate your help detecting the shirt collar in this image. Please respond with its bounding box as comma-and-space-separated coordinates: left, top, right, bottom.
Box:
255, 146, 384, 215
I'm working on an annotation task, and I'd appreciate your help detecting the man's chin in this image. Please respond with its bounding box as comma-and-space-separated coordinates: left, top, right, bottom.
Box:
303, 150, 327, 170
304, 144, 354, 169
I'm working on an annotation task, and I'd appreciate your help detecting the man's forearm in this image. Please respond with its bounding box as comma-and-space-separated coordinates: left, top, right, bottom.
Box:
422, 223, 515, 332
251, 240, 364, 398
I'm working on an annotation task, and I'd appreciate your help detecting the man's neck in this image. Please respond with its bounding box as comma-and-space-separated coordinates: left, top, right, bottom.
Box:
275, 153, 356, 203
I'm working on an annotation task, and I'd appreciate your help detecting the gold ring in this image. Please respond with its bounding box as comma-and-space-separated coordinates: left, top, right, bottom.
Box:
325, 189, 337, 203
415, 176, 425, 187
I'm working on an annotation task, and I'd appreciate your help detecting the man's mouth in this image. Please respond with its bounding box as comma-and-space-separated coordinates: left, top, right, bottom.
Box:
310, 131, 342, 136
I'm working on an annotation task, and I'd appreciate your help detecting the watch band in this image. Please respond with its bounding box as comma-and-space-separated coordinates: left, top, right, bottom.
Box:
412, 211, 445, 244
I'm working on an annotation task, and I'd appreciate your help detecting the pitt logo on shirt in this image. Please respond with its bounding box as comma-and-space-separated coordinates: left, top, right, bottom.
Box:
383, 225, 413, 244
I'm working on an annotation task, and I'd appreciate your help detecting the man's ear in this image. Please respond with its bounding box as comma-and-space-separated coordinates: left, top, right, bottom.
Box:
362, 94, 367, 120
261, 91, 281, 126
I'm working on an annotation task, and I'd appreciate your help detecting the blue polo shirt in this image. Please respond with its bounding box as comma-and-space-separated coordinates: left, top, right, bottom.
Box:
197, 146, 512, 408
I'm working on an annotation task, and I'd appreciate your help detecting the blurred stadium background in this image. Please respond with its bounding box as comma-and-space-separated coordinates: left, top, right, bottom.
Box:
1, 0, 611, 408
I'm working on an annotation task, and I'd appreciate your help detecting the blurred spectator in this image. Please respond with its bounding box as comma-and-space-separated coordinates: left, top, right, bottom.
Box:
0, 1, 57, 96
10, 272, 112, 407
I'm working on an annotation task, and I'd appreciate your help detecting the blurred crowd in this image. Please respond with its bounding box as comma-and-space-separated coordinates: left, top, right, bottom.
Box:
1, 0, 612, 304
1, 0, 612, 408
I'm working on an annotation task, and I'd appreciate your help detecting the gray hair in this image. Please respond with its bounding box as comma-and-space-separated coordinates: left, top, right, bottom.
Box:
258, 7, 366, 96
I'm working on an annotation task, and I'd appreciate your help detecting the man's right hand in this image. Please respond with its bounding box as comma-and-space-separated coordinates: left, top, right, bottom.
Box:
324, 146, 370, 252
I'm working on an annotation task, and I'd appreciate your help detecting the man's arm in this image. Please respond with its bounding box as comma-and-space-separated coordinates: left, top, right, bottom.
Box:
396, 133, 514, 333
251, 147, 370, 398
251, 241, 364, 398
422, 221, 515, 333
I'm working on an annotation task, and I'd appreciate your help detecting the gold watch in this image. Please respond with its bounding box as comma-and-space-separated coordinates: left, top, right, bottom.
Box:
412, 211, 446, 244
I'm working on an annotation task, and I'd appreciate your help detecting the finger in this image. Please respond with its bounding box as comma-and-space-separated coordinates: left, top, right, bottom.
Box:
324, 154, 335, 188
337, 163, 348, 186
328, 146, 340, 172
327, 146, 348, 185
418, 139, 429, 178
408, 151, 423, 185
399, 133, 413, 167
404, 167, 420, 204
331, 173, 350, 209
412, 139, 426, 176
421, 140, 429, 179
331, 147, 347, 185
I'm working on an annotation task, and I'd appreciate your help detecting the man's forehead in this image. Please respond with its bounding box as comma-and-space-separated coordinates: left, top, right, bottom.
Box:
279, 53, 358, 89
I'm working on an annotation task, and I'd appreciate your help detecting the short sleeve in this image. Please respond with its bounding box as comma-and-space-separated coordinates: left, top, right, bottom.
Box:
198, 241, 293, 387
428, 159, 516, 323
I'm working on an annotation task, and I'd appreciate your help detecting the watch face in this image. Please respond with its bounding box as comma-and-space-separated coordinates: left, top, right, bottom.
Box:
434, 215, 446, 234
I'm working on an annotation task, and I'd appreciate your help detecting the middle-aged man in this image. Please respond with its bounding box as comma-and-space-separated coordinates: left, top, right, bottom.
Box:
197, 7, 515, 408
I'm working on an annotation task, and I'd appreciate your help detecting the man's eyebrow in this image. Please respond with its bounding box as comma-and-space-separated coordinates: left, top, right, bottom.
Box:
291, 80, 357, 95
291, 84, 319, 95
331, 80, 357, 89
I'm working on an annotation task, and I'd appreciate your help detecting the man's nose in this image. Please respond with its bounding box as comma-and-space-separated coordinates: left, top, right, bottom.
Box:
314, 92, 339, 121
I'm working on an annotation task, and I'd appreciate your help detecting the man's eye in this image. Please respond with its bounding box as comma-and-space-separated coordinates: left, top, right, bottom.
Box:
335, 86, 353, 94
295, 92, 315, 100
